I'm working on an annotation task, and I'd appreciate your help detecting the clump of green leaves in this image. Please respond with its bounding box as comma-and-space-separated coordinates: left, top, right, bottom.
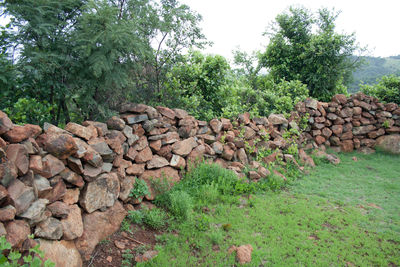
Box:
121, 249, 134, 267
129, 179, 150, 199
382, 120, 390, 129
0, 235, 55, 267
167, 191, 193, 222
127, 210, 145, 224
142, 208, 168, 230
361, 75, 400, 104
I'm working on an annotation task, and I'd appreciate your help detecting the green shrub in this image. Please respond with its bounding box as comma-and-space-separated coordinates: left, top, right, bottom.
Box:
0, 235, 55, 267
143, 208, 168, 230
4, 97, 55, 127
127, 210, 144, 224
129, 179, 150, 199
361, 75, 400, 104
167, 190, 193, 221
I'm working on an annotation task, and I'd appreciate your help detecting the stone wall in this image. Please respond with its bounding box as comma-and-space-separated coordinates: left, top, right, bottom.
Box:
0, 93, 398, 265
296, 92, 400, 153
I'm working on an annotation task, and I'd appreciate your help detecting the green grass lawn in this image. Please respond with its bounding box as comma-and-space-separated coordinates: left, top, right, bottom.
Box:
135, 152, 400, 266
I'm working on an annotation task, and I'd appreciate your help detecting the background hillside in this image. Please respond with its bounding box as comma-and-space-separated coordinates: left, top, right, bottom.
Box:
349, 55, 400, 93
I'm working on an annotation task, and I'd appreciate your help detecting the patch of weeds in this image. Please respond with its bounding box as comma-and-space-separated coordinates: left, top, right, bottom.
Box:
143, 207, 168, 230
168, 190, 193, 222
127, 210, 144, 224
121, 249, 134, 267
129, 179, 150, 199
120, 218, 132, 233
208, 230, 225, 245
99, 238, 110, 245
194, 214, 210, 231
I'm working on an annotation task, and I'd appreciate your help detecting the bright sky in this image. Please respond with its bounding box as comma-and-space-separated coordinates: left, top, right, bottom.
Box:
180, 0, 400, 60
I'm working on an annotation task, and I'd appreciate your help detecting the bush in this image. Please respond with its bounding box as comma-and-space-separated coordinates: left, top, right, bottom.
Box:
127, 210, 144, 224
167, 190, 193, 222
4, 97, 55, 127
143, 207, 168, 230
129, 179, 150, 199
361, 75, 400, 104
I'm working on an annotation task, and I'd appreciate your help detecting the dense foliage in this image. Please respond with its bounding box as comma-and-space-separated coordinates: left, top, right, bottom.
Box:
0, 2, 369, 125
361, 75, 400, 104
259, 7, 364, 101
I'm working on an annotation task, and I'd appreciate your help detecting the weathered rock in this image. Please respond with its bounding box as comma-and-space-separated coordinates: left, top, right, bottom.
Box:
172, 137, 197, 156
60, 168, 84, 188
0, 184, 7, 202
222, 144, 235, 161
268, 114, 288, 125
236, 148, 248, 165
331, 125, 343, 136
135, 147, 153, 163
35, 217, 63, 240
124, 114, 149, 124
0, 205, 16, 222
67, 157, 84, 174
106, 116, 125, 131
375, 134, 400, 154
6, 144, 29, 175
39, 239, 82, 267
41, 179, 66, 203
169, 154, 186, 169
353, 125, 376, 135
29, 155, 43, 174
0, 159, 18, 187
332, 94, 347, 105
82, 164, 102, 182
209, 119, 222, 134
6, 220, 30, 248
3, 124, 42, 143
22, 138, 40, 154
340, 140, 354, 152
19, 199, 49, 223
298, 149, 315, 167
82, 121, 108, 137
75, 201, 127, 260
156, 106, 176, 119
61, 204, 83, 240
41, 154, 65, 178
305, 98, 318, 110
147, 155, 169, 169
47, 201, 70, 219
43, 134, 78, 160
65, 123, 93, 141
0, 222, 5, 236
8, 179, 36, 215
79, 173, 120, 213
133, 136, 149, 151
63, 188, 80, 205
119, 176, 136, 202
0, 111, 13, 135
126, 164, 145, 176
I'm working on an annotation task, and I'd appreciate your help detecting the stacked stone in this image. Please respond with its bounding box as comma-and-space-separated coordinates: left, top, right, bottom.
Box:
0, 103, 308, 264
297, 92, 400, 153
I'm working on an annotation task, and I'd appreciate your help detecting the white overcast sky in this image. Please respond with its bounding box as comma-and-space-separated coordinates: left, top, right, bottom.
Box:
180, 0, 400, 60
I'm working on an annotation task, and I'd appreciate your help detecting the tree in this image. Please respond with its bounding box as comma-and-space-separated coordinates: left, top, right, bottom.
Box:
260, 7, 364, 101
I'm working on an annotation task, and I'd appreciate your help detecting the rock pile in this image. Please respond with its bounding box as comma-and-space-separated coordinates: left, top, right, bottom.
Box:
297, 92, 400, 153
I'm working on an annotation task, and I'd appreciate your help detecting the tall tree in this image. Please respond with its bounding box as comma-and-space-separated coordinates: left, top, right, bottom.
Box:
260, 7, 364, 101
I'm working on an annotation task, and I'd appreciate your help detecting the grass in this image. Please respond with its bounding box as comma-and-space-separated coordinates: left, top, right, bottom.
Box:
133, 153, 400, 266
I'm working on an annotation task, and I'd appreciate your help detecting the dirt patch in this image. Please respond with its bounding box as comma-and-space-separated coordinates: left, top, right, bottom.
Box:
83, 224, 162, 267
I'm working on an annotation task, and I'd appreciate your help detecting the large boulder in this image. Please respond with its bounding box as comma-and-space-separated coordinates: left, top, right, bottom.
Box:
75, 201, 127, 260
79, 173, 120, 213
44, 134, 78, 159
39, 239, 82, 267
61, 204, 83, 240
3, 124, 42, 143
375, 134, 400, 154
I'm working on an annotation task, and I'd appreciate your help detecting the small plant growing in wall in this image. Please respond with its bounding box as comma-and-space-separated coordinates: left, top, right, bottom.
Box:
382, 120, 390, 129
129, 179, 150, 199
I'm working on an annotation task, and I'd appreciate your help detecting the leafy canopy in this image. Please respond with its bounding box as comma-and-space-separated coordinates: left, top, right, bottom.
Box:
260, 6, 364, 101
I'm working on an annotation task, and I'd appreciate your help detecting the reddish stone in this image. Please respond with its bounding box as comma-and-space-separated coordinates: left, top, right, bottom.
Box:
6, 144, 29, 175
156, 106, 176, 119
172, 137, 198, 156
174, 108, 189, 119
169, 154, 186, 169
3, 124, 42, 143
134, 147, 153, 163
157, 145, 173, 161
40, 154, 65, 178
0, 159, 18, 187
368, 128, 385, 139
209, 119, 222, 134
106, 116, 125, 131
7, 179, 35, 215
67, 157, 83, 174
361, 139, 376, 147
41, 179, 66, 203
340, 140, 354, 152
65, 123, 93, 141
332, 125, 343, 136
30, 155, 43, 174
44, 134, 78, 159
149, 140, 162, 152
222, 144, 235, 161
315, 135, 326, 145
146, 155, 169, 169
6, 220, 30, 248
298, 149, 315, 167
125, 147, 138, 161
386, 126, 400, 134
321, 128, 332, 139
353, 138, 361, 149
0, 111, 13, 135
340, 131, 353, 141
332, 94, 347, 105
0, 205, 16, 221
238, 113, 251, 125
63, 188, 80, 205
353, 107, 362, 115
133, 136, 148, 151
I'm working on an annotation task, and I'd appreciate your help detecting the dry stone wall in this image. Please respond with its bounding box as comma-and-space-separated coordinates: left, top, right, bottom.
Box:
0, 93, 399, 265
296, 92, 400, 154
